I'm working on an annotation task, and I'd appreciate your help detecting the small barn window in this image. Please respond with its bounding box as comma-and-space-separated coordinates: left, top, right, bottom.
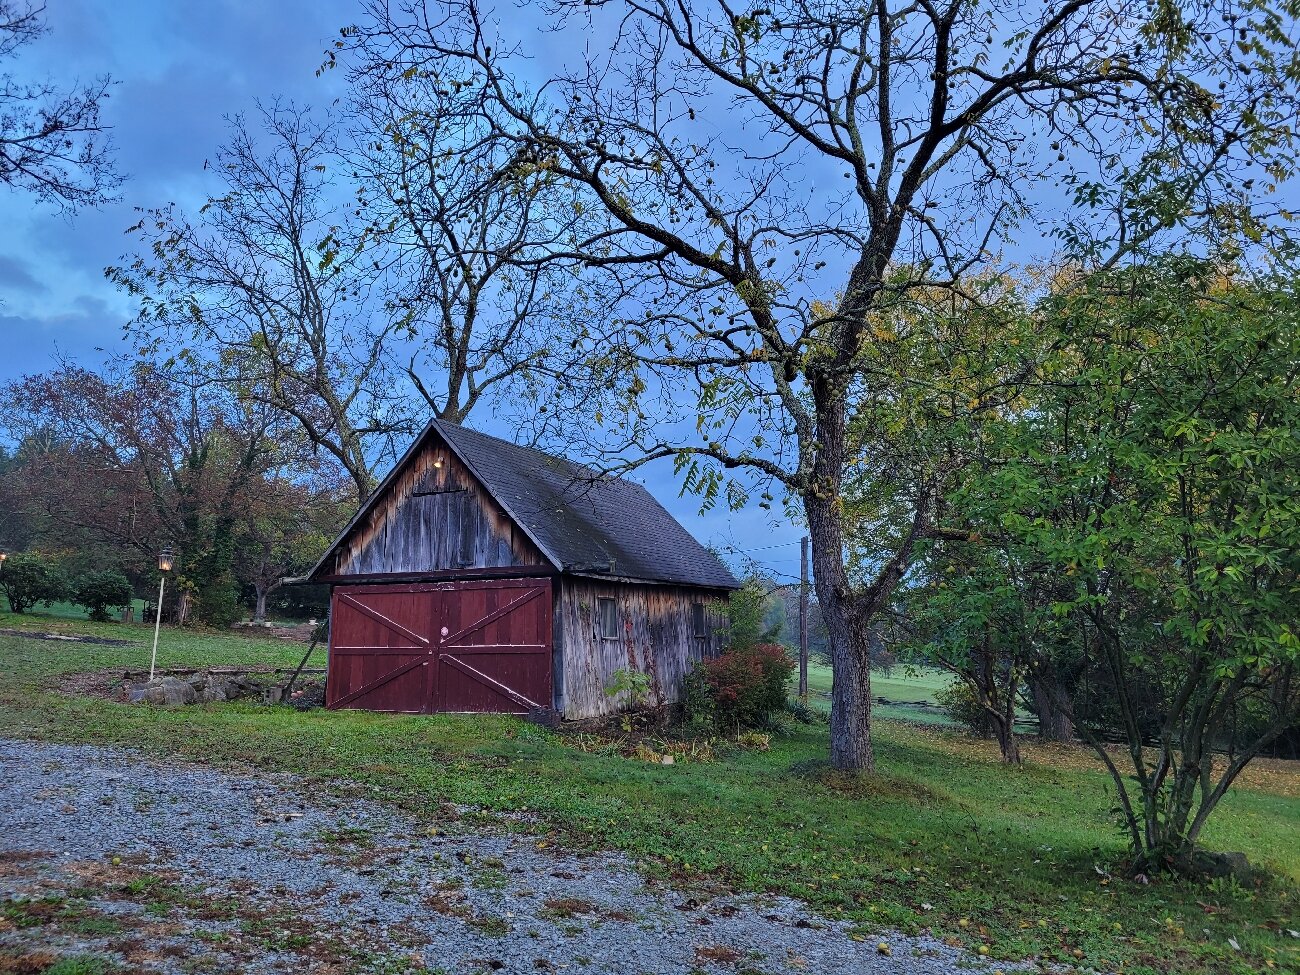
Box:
597, 597, 619, 640
691, 602, 707, 640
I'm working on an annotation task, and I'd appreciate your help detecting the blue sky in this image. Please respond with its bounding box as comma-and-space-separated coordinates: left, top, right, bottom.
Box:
0, 1, 804, 581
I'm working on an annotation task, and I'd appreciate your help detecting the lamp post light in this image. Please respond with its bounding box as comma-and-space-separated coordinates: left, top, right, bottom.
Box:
149, 546, 174, 681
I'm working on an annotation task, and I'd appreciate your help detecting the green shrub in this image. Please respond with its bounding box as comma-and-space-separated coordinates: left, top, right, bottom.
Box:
0, 553, 70, 614
685, 643, 795, 730
604, 667, 652, 706
935, 679, 991, 736
784, 697, 825, 725
72, 570, 135, 622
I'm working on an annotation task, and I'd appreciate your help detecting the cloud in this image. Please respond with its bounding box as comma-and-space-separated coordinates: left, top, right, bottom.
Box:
1, 295, 120, 379
0, 254, 47, 295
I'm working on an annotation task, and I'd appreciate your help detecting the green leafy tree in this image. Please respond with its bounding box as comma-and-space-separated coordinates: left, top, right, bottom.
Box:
72, 569, 134, 622
957, 262, 1300, 874
234, 475, 350, 622
905, 544, 1033, 764
1, 359, 318, 627
0, 553, 69, 614
725, 577, 781, 652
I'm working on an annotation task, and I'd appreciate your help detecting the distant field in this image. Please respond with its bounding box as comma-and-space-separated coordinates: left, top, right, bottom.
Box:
799, 660, 962, 727
0, 595, 308, 628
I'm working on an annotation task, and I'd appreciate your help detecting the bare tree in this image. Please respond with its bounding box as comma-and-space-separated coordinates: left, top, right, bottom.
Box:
340, 0, 1300, 770
0, 1, 119, 209
345, 45, 594, 427
108, 103, 416, 500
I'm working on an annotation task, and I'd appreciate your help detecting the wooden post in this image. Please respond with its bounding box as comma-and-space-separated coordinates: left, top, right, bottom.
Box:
149, 574, 166, 681
799, 535, 809, 701
281, 635, 321, 702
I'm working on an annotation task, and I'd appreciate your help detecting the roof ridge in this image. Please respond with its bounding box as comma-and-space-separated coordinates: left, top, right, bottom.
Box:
431, 418, 638, 489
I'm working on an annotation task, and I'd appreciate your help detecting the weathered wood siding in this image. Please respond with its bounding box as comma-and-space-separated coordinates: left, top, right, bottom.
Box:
330, 439, 546, 576
556, 578, 728, 719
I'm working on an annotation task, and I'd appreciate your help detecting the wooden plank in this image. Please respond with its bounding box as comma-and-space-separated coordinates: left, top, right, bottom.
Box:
557, 578, 728, 719
315, 566, 557, 585
334, 433, 547, 577
331, 656, 427, 709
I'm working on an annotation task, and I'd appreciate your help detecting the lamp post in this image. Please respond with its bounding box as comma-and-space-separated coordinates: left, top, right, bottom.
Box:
149, 546, 174, 681
0, 551, 7, 612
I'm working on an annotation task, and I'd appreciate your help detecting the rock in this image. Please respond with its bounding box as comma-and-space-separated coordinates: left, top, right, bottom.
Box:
128, 676, 197, 706
126, 671, 266, 705
1191, 850, 1253, 883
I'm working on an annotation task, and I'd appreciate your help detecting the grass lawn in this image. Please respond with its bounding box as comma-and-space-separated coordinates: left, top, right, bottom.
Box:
0, 612, 1295, 975
3, 598, 152, 623
802, 660, 965, 727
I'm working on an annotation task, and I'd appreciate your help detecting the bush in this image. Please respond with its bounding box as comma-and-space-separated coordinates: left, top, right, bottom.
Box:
0, 553, 70, 614
935, 679, 992, 737
72, 570, 135, 622
784, 697, 826, 725
685, 643, 795, 730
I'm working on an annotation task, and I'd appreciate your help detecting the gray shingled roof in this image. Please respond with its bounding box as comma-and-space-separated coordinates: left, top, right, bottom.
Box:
434, 420, 739, 590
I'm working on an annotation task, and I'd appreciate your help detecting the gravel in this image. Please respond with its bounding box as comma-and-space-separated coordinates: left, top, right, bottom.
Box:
0, 738, 1038, 974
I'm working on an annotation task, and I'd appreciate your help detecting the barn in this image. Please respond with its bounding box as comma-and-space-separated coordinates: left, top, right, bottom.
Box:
307, 420, 739, 720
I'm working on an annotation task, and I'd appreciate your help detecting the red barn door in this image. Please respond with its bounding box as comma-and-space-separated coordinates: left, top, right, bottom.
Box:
436, 578, 552, 714
325, 586, 435, 713
327, 579, 552, 715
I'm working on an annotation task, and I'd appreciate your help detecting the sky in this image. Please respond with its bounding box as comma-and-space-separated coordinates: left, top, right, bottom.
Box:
0, 0, 805, 582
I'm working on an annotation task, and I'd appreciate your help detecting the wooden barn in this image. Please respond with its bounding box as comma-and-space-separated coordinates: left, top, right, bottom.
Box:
307, 420, 739, 720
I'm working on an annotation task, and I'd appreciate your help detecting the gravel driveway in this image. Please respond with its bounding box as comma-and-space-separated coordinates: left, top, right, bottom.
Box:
0, 738, 1027, 975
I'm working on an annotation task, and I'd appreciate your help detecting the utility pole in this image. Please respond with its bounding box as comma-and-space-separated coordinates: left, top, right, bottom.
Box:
799, 535, 809, 701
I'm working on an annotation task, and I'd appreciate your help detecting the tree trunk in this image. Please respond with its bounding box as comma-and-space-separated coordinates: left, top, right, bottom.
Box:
828, 624, 874, 772
806, 491, 874, 773
1028, 669, 1074, 743
993, 714, 1022, 764
254, 588, 268, 623
973, 637, 1022, 765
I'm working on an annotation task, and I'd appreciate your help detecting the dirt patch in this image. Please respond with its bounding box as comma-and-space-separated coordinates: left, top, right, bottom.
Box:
695, 944, 743, 964
541, 897, 596, 918
281, 679, 326, 710
0, 628, 137, 647
0, 950, 60, 974
55, 670, 134, 700
232, 621, 318, 643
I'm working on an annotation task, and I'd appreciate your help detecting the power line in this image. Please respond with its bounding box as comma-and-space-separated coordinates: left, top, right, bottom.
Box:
722, 539, 803, 554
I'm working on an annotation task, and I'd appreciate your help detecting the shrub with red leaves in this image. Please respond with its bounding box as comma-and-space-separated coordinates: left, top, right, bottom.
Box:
688, 642, 794, 729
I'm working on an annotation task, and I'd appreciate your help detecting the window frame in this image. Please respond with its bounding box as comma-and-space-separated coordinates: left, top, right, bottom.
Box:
691, 601, 707, 641
597, 596, 620, 640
